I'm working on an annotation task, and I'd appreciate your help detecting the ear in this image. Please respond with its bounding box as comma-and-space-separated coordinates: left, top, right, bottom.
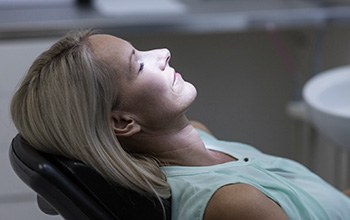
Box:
111, 111, 141, 137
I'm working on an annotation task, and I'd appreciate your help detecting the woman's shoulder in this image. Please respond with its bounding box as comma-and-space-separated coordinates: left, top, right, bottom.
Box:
204, 183, 288, 220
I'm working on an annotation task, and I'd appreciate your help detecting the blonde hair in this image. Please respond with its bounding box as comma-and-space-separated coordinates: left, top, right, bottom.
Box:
10, 30, 170, 200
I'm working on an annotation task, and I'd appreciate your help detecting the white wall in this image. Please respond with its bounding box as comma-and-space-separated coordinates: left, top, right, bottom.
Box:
0, 38, 62, 219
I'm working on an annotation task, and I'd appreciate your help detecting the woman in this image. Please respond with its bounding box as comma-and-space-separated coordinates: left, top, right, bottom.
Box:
11, 30, 350, 220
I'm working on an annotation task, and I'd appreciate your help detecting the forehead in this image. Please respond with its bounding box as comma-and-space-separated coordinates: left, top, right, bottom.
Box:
88, 34, 132, 69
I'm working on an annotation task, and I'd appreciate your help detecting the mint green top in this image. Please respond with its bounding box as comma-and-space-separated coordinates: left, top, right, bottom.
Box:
161, 130, 350, 220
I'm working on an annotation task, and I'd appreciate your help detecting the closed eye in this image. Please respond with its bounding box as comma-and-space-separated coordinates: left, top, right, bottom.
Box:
139, 62, 144, 72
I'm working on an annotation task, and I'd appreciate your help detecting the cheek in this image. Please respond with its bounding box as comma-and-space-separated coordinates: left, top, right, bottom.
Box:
139, 77, 170, 99
126, 80, 169, 110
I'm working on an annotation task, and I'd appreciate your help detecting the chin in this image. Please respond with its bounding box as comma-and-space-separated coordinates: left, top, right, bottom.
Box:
184, 83, 197, 106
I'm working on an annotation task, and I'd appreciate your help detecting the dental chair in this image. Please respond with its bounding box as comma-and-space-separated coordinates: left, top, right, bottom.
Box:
9, 134, 171, 220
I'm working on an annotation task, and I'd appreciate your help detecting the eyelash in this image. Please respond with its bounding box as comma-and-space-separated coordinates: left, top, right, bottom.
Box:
138, 62, 144, 72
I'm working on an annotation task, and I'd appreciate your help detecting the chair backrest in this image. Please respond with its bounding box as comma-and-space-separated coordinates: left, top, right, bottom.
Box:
9, 134, 171, 220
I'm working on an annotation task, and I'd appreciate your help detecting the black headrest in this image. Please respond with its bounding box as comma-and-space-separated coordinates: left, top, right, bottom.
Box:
10, 134, 171, 220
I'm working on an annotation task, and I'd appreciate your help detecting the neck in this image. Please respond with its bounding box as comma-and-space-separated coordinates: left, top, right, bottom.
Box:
119, 116, 234, 166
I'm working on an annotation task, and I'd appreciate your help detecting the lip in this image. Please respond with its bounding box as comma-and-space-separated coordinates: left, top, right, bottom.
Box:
173, 72, 181, 86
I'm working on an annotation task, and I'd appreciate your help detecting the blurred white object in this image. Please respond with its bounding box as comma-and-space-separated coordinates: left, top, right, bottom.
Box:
303, 65, 350, 150
94, 0, 187, 16
0, 0, 72, 7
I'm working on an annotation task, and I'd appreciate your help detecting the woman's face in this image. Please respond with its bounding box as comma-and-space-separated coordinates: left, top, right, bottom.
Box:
89, 34, 197, 129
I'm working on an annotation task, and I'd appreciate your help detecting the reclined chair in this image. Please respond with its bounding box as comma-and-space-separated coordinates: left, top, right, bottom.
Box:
9, 134, 171, 220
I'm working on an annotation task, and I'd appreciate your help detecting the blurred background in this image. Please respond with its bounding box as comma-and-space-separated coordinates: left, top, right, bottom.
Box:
1, 0, 350, 219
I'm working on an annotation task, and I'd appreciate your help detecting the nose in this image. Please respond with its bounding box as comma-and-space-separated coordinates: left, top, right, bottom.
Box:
159, 49, 171, 71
